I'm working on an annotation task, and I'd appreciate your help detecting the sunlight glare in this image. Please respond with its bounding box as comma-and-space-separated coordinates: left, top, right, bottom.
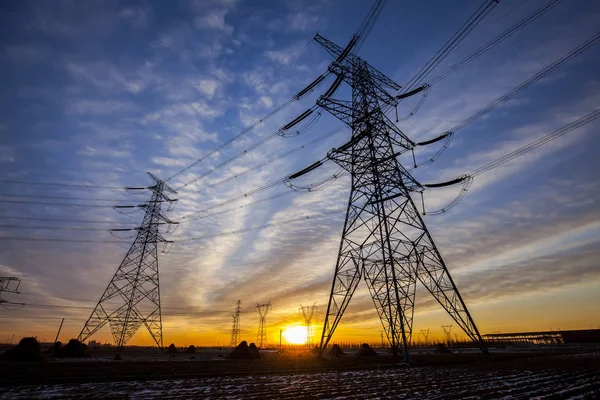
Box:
283, 326, 308, 345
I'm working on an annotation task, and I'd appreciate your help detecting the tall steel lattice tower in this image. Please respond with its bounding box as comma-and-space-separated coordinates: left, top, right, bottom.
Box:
300, 303, 317, 347
230, 300, 242, 347
313, 34, 488, 361
78, 173, 177, 350
255, 301, 271, 348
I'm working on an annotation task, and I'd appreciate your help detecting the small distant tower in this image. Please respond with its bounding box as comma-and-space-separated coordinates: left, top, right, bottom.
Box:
441, 325, 453, 346
256, 301, 271, 348
230, 300, 242, 347
420, 329, 430, 344
300, 303, 318, 347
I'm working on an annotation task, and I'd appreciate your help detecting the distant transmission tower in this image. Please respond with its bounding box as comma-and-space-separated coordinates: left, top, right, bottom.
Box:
78, 173, 177, 350
230, 300, 242, 347
301, 33, 488, 361
420, 329, 430, 343
0, 277, 20, 303
256, 301, 271, 348
441, 325, 453, 346
300, 303, 318, 347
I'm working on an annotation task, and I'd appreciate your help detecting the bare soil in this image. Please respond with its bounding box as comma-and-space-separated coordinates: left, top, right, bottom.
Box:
1, 346, 599, 399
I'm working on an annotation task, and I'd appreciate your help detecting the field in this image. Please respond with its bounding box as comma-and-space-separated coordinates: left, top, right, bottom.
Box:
1, 347, 599, 399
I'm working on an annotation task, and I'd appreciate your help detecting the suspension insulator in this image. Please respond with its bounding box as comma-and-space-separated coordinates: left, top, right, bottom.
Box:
288, 161, 324, 180
322, 75, 344, 99
295, 75, 327, 99
396, 85, 427, 100
417, 131, 452, 146
423, 176, 467, 188
280, 109, 315, 131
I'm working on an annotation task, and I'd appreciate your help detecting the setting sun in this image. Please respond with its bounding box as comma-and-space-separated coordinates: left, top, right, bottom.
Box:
282, 326, 308, 345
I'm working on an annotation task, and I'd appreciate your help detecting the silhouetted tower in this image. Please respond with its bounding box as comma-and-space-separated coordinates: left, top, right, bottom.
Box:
78, 173, 177, 350
0, 277, 20, 303
311, 33, 487, 361
256, 301, 271, 348
420, 329, 430, 344
441, 324, 453, 346
300, 303, 318, 347
230, 300, 242, 347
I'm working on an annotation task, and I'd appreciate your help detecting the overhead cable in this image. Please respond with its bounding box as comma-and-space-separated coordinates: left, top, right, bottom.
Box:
429, 0, 566, 85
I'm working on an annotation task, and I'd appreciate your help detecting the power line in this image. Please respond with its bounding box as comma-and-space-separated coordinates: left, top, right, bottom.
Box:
403, 0, 500, 92
203, 127, 346, 189
429, 0, 566, 85
468, 108, 600, 177
0, 208, 344, 244
166, 0, 388, 185
179, 177, 289, 217
176, 209, 344, 243
0, 193, 139, 203
0, 179, 133, 190
0, 199, 124, 208
178, 191, 295, 224
410, 29, 600, 168
422, 108, 600, 215
0, 216, 134, 225
450, 30, 600, 133
0, 224, 127, 232
165, 76, 331, 183
0, 237, 124, 244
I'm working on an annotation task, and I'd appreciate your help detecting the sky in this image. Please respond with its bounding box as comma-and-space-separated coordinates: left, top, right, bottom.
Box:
0, 0, 599, 347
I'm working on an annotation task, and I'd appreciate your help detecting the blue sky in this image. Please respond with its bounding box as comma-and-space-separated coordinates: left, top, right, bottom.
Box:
1, 0, 599, 345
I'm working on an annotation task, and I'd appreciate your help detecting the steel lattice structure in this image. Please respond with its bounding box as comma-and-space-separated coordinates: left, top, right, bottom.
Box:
230, 300, 242, 347
0, 277, 20, 303
313, 34, 488, 361
300, 303, 317, 347
256, 301, 271, 348
78, 173, 177, 350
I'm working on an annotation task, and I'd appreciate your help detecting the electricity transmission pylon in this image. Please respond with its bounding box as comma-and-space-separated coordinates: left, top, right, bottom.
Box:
0, 277, 20, 303
420, 329, 430, 343
312, 33, 488, 361
230, 300, 242, 347
300, 303, 318, 347
442, 324, 453, 346
78, 173, 177, 350
256, 301, 271, 348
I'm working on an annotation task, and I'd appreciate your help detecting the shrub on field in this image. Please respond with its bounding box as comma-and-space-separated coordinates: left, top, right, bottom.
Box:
328, 344, 345, 358
227, 341, 260, 359
166, 343, 178, 354
46, 341, 62, 356
357, 343, 377, 357
55, 339, 89, 358
248, 343, 260, 359
184, 345, 196, 354
435, 343, 453, 354
0, 337, 43, 362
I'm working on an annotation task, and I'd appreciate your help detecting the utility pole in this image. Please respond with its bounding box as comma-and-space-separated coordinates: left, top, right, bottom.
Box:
78, 173, 177, 350
295, 33, 488, 362
256, 301, 271, 348
300, 303, 317, 347
230, 300, 242, 348
53, 318, 65, 345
